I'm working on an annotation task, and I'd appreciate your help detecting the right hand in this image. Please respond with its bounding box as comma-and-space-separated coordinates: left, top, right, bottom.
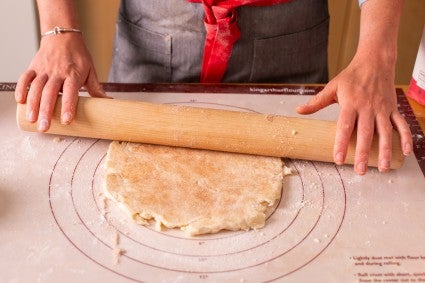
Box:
15, 33, 107, 132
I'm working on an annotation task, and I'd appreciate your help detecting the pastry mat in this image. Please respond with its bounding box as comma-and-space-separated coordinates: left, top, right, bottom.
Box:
0, 83, 424, 283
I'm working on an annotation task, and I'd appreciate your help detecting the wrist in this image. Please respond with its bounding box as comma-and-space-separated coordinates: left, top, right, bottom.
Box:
354, 42, 397, 70
37, 0, 80, 34
42, 26, 82, 37
40, 31, 85, 49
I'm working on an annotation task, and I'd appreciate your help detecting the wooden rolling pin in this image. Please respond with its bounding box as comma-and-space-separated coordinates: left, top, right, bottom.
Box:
16, 96, 405, 169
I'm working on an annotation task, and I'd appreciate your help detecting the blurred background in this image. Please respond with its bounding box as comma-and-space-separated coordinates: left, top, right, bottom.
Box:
1, 0, 424, 84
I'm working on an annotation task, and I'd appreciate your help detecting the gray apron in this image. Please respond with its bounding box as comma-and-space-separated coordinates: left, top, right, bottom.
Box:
108, 0, 329, 83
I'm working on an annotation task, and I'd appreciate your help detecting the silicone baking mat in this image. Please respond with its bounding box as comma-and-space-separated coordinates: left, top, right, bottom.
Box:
1, 83, 424, 282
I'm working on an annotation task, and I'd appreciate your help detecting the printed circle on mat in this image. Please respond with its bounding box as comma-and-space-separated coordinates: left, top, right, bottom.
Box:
48, 102, 346, 282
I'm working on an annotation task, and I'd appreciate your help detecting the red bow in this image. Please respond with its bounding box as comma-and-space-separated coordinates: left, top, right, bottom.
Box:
187, 0, 292, 83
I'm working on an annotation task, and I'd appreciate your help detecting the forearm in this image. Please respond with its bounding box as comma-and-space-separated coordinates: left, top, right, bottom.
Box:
356, 0, 403, 67
36, 0, 80, 33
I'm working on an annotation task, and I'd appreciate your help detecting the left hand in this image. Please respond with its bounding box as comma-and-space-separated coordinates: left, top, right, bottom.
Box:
296, 54, 413, 175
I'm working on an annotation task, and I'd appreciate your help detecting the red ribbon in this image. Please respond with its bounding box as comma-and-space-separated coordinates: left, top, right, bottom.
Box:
187, 0, 292, 83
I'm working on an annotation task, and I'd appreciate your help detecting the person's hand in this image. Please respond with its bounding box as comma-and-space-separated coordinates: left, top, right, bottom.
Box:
296, 54, 413, 175
15, 33, 107, 132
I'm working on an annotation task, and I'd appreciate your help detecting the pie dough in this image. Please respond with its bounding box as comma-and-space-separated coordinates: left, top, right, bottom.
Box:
103, 141, 284, 236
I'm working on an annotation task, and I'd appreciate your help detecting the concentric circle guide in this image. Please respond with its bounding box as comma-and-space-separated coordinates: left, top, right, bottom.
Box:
48, 102, 346, 282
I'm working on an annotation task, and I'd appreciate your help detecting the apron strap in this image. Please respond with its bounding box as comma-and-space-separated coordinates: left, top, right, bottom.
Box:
188, 0, 292, 83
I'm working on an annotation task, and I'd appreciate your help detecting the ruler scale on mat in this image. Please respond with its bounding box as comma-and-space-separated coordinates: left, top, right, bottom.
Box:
396, 88, 425, 175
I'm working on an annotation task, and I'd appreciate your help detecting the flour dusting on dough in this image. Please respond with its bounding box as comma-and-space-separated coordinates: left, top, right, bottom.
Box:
103, 141, 285, 236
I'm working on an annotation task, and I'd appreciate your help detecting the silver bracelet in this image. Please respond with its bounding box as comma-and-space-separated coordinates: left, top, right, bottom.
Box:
42, 26, 82, 37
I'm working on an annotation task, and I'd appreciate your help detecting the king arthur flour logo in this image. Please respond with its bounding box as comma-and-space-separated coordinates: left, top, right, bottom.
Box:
249, 87, 316, 95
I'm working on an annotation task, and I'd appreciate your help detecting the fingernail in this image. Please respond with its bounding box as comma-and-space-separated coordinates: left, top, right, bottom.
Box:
61, 112, 72, 124
38, 118, 49, 132
26, 110, 36, 122
379, 159, 390, 172
403, 143, 412, 156
335, 152, 344, 165
356, 162, 367, 175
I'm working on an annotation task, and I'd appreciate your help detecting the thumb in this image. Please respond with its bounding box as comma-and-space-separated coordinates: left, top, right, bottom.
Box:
84, 67, 110, 98
296, 83, 337, 115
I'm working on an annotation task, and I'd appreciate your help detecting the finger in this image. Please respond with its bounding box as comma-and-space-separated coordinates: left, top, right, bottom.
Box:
296, 84, 336, 114
26, 75, 48, 123
376, 114, 393, 172
37, 78, 62, 132
354, 112, 375, 175
61, 77, 80, 125
334, 107, 357, 165
15, 70, 36, 103
391, 111, 413, 156
85, 67, 108, 98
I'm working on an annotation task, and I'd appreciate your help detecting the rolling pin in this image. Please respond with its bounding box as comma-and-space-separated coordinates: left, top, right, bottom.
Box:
16, 96, 405, 169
